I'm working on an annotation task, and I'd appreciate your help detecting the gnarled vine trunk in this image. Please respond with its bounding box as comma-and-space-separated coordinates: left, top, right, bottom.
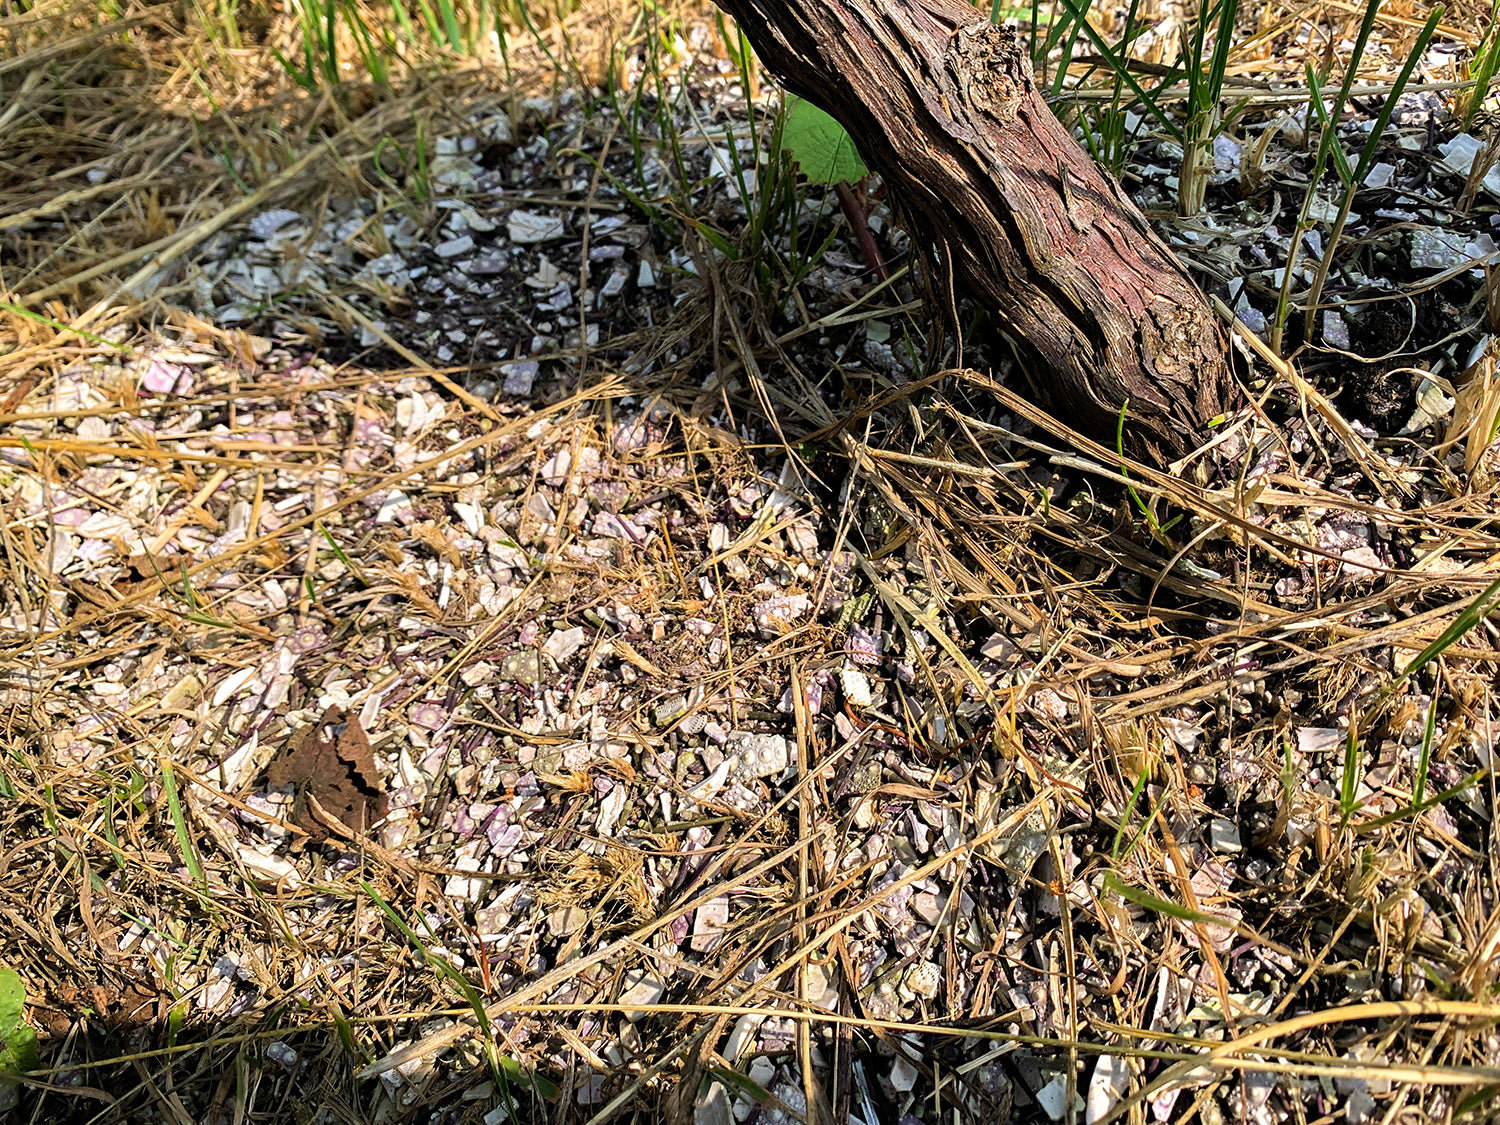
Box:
714, 0, 1237, 461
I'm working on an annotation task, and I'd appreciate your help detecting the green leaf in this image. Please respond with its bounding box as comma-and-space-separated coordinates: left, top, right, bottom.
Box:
501, 1054, 559, 1100
781, 97, 868, 186
709, 1066, 775, 1103
1104, 873, 1231, 927
0, 964, 39, 1081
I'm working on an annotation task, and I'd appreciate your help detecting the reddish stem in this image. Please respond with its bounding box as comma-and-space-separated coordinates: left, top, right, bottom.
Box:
833, 179, 888, 281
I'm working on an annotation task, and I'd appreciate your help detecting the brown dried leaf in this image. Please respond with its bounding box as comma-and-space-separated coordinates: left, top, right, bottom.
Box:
266, 707, 388, 839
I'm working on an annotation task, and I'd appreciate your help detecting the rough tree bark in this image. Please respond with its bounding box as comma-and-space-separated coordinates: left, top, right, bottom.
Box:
713, 0, 1238, 462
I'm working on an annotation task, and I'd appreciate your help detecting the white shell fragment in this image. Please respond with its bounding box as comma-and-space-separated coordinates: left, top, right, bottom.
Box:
618, 971, 665, 1016
1085, 1055, 1130, 1124
249, 209, 302, 239
724, 732, 789, 781
508, 210, 567, 243
691, 896, 730, 951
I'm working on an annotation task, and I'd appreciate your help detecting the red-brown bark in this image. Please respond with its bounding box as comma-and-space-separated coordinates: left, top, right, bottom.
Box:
716, 0, 1237, 460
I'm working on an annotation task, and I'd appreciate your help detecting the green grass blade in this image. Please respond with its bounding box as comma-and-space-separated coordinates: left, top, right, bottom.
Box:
100, 789, 131, 871
1051, 0, 1183, 143
433, 0, 463, 52
342, 0, 390, 84
1110, 764, 1153, 861
371, 889, 485, 1014
1331, 0, 1382, 102
1455, 1083, 1500, 1118
0, 302, 133, 350
1202, 0, 1238, 108
387, 0, 419, 45
1338, 726, 1362, 825
1413, 698, 1437, 806
709, 1066, 775, 1103
321, 0, 339, 84
1271, 0, 1381, 353
1350, 5, 1443, 185
1115, 399, 1173, 541
1352, 771, 1480, 835
1104, 872, 1229, 926
160, 759, 205, 884
1464, 1, 1500, 128
1398, 572, 1500, 687
1306, 65, 1354, 186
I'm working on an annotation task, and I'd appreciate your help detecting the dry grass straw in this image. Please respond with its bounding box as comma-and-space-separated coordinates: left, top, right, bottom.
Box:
607, 207, 1500, 1116
823, 404, 1500, 1117
0, 369, 641, 1119
0, 0, 583, 323
3, 0, 1500, 1121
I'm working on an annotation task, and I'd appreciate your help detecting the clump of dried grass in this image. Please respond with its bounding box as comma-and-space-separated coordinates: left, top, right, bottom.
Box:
4, 0, 1500, 1122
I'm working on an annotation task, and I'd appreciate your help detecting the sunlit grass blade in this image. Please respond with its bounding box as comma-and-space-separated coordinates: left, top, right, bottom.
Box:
710, 1066, 775, 1105
100, 789, 132, 871
319, 0, 339, 83
1197, 0, 1237, 114
1463, 1, 1500, 129
1353, 771, 1481, 835
1116, 400, 1180, 540
1306, 66, 1354, 187
1397, 571, 1500, 687
1343, 569, 1497, 829
1109, 764, 1154, 861
0, 301, 133, 349
1177, 0, 1239, 214
363, 880, 559, 1103
1339, 725, 1362, 825
1270, 0, 1382, 352
1351, 7, 1442, 186
1104, 872, 1230, 926
318, 525, 370, 585
1413, 697, 1437, 806
342, 0, 390, 84
329, 1000, 359, 1056
433, 0, 464, 52
387, 0, 421, 49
